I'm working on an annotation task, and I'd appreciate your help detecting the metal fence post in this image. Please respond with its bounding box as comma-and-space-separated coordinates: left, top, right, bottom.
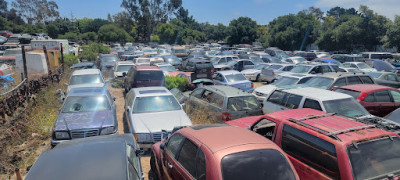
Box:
60, 43, 64, 73
21, 46, 29, 103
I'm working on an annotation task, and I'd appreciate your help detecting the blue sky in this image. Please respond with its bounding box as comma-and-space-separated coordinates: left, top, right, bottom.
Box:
9, 0, 400, 25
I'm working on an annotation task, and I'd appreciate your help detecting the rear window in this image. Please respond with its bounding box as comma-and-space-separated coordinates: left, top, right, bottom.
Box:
359, 76, 374, 84
221, 149, 296, 180
348, 137, 400, 180
334, 89, 361, 99
136, 71, 164, 81
227, 96, 260, 111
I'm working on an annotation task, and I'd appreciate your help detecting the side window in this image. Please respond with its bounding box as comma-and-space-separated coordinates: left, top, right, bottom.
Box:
285, 94, 302, 109
390, 90, 400, 102
283, 66, 294, 71
209, 93, 225, 108
166, 134, 185, 159
267, 91, 285, 105
298, 77, 312, 84
191, 88, 204, 99
126, 91, 134, 107
347, 76, 363, 85
311, 67, 320, 74
359, 76, 374, 84
177, 139, 198, 176
281, 125, 340, 179
321, 65, 332, 73
375, 90, 392, 102
386, 74, 398, 82
363, 93, 375, 102
126, 145, 140, 173
201, 90, 213, 102
252, 119, 277, 140
196, 149, 206, 180
220, 58, 226, 64
351, 64, 358, 68
333, 78, 347, 87
244, 61, 253, 65
226, 57, 233, 62
303, 98, 322, 111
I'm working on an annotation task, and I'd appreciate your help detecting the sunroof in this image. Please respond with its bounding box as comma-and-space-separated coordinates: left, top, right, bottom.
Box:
139, 90, 166, 94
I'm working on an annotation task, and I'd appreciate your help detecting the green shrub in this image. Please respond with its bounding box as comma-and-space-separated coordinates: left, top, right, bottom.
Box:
78, 42, 110, 61
165, 75, 188, 91
63, 54, 79, 66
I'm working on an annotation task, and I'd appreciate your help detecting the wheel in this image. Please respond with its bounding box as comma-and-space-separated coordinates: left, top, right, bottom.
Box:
256, 74, 260, 82
150, 152, 159, 180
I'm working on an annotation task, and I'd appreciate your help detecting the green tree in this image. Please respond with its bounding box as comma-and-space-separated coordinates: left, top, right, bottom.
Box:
86, 18, 109, 33
385, 16, 400, 48
226, 17, 258, 45
46, 23, 59, 38
150, 35, 160, 42
121, 0, 182, 41
76, 17, 93, 33
98, 24, 132, 43
81, 32, 98, 42
58, 32, 79, 41
156, 23, 178, 44
12, 0, 59, 24
112, 11, 135, 33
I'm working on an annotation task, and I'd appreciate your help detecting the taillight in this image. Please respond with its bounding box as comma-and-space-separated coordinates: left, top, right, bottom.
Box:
261, 109, 264, 114
251, 83, 254, 88
222, 112, 231, 121
304, 57, 308, 60
211, 69, 214, 73
358, 92, 368, 101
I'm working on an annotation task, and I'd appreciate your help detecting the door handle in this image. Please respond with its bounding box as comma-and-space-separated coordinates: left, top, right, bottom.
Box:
167, 162, 173, 169
280, 107, 285, 110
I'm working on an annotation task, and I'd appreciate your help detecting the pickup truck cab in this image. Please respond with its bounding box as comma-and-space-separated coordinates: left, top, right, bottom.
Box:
227, 108, 400, 180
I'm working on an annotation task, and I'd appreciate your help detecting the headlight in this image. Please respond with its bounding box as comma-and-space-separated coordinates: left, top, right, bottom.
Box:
100, 126, 115, 135
135, 133, 152, 142
55, 131, 70, 140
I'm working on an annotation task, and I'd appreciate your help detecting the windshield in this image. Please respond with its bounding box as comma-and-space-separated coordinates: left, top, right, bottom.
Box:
357, 63, 372, 69
293, 57, 306, 63
221, 149, 296, 180
166, 56, 180, 63
132, 95, 181, 113
254, 64, 269, 70
136, 71, 164, 81
116, 65, 133, 72
323, 98, 370, 118
173, 49, 186, 54
268, 65, 283, 70
272, 77, 299, 86
304, 77, 334, 89
62, 96, 110, 112
334, 89, 361, 99
291, 65, 312, 73
225, 74, 247, 82
102, 56, 118, 62
348, 137, 400, 180
210, 57, 220, 63
70, 74, 104, 85
159, 65, 176, 72
250, 57, 264, 64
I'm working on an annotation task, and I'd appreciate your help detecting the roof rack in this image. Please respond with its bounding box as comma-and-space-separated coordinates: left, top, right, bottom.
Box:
287, 113, 377, 141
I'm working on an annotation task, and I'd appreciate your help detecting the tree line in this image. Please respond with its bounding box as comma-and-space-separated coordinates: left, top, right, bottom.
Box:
1, 0, 400, 52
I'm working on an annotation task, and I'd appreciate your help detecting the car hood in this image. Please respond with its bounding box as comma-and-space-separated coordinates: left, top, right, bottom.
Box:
67, 83, 105, 93
132, 110, 192, 133
101, 61, 115, 67
241, 69, 260, 74
54, 110, 115, 131
214, 64, 230, 69
254, 85, 277, 96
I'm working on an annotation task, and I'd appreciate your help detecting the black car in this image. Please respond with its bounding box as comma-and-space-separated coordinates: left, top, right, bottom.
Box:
294, 52, 317, 61
26, 134, 143, 180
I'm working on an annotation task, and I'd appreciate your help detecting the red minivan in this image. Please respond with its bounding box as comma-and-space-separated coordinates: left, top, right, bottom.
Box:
123, 66, 165, 93
151, 125, 299, 180
334, 84, 400, 117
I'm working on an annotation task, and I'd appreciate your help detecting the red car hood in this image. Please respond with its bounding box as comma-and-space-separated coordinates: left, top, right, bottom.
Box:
226, 115, 263, 128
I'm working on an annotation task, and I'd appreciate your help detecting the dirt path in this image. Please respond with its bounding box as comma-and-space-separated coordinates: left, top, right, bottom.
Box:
108, 86, 152, 180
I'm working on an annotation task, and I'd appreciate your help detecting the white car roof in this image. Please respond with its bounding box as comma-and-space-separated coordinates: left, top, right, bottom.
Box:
116, 61, 134, 65
133, 87, 172, 97
282, 87, 352, 101
217, 70, 241, 75
72, 69, 101, 76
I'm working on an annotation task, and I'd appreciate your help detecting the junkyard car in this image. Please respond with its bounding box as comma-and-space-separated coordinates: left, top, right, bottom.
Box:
65, 69, 105, 93
98, 54, 119, 71
114, 61, 134, 78
228, 108, 400, 180
186, 85, 262, 121
51, 87, 117, 147
213, 70, 254, 92
28, 134, 143, 180
124, 87, 192, 150
366, 71, 400, 88
151, 125, 299, 180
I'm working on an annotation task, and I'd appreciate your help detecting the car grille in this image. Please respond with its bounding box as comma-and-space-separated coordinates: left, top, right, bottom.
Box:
255, 92, 265, 97
152, 132, 162, 142
70, 129, 99, 139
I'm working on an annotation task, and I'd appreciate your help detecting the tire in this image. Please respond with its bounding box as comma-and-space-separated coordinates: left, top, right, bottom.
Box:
256, 74, 260, 82
150, 152, 159, 180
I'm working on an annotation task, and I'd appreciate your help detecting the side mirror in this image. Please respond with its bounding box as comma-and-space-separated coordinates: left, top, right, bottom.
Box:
122, 72, 127, 77
113, 97, 116, 101
135, 149, 145, 156
160, 142, 166, 150
310, 71, 316, 74
64, 83, 69, 86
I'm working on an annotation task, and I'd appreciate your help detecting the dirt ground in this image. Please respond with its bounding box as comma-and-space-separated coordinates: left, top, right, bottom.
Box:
108, 86, 152, 180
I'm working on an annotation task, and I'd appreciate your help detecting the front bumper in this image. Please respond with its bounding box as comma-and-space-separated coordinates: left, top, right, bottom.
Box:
51, 131, 118, 147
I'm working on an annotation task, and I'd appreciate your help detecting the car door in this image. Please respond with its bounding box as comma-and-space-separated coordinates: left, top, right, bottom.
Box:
301, 98, 323, 111
161, 134, 186, 180
374, 90, 395, 117
124, 90, 135, 132
173, 139, 206, 180
213, 73, 224, 85
187, 88, 205, 110
236, 61, 244, 71
263, 91, 290, 114
383, 74, 400, 88
243, 61, 255, 70
251, 118, 280, 141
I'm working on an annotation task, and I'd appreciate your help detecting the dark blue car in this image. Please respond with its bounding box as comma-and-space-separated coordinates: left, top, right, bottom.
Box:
51, 87, 117, 147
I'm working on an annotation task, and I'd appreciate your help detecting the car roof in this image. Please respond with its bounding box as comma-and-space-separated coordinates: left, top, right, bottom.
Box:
338, 84, 397, 93
68, 87, 109, 96
217, 70, 242, 75
26, 134, 136, 180
203, 85, 252, 97
71, 69, 101, 76
133, 87, 172, 97
282, 87, 352, 101
135, 66, 161, 71
116, 61, 134, 65
313, 72, 369, 78
265, 109, 393, 145
280, 72, 314, 79
180, 125, 276, 153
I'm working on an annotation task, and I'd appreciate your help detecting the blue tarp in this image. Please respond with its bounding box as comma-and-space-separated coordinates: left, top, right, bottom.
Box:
1, 75, 15, 90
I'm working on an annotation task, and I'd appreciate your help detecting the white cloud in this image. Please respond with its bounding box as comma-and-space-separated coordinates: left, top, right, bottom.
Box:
315, 0, 400, 20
